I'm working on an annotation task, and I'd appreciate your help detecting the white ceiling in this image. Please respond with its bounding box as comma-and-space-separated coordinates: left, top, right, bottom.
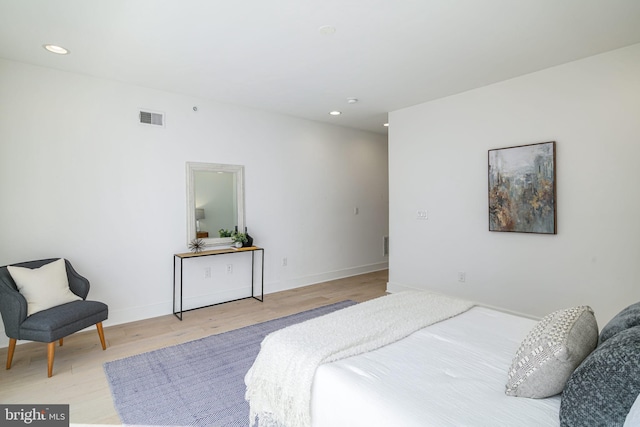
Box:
2, 1, 640, 135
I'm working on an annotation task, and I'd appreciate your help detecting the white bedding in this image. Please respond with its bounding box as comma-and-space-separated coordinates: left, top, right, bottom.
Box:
246, 291, 473, 427
311, 306, 561, 427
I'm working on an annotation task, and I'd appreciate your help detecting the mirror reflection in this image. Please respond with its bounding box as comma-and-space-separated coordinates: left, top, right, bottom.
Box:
194, 170, 238, 237
186, 162, 245, 247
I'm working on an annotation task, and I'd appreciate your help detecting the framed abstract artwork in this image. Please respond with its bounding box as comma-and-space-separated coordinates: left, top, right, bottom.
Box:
488, 141, 556, 234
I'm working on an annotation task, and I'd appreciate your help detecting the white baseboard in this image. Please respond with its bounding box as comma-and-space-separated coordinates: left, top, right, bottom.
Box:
0, 301, 173, 349
267, 262, 389, 294
386, 281, 422, 293
0, 262, 389, 349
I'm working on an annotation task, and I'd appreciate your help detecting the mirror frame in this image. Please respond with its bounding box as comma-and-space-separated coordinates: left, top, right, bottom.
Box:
186, 162, 245, 247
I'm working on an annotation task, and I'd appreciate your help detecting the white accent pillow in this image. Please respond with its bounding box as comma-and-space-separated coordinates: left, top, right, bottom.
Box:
7, 259, 82, 316
505, 305, 598, 398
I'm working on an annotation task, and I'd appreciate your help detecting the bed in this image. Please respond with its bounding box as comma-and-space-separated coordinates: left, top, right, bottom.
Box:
245, 291, 640, 427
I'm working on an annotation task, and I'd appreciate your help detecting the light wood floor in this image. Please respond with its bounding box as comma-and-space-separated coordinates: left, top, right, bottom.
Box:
0, 270, 388, 425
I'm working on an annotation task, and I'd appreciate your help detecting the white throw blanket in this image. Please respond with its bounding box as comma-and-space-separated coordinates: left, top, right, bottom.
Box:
244, 290, 474, 427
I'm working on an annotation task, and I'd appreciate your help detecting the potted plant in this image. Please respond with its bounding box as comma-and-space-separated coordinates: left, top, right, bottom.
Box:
231, 232, 248, 248
218, 229, 233, 238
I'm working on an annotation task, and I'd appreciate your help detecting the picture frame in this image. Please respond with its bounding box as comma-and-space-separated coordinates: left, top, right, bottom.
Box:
488, 141, 556, 234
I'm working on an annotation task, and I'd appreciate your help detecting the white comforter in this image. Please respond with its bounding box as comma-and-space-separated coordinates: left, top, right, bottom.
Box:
245, 291, 473, 427
311, 306, 562, 427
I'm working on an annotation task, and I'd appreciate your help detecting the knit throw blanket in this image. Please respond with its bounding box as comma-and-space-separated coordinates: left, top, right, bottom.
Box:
244, 290, 474, 427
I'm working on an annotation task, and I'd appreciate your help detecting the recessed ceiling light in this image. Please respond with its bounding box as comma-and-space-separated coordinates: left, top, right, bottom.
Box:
347, 98, 358, 104
329, 111, 342, 116
319, 25, 336, 35
43, 44, 69, 55
383, 123, 389, 127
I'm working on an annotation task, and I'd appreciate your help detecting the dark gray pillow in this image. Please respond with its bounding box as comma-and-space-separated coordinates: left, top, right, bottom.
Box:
560, 326, 640, 426
599, 302, 640, 345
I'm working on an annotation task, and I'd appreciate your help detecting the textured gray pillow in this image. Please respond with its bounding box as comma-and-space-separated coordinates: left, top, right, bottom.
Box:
560, 326, 640, 426
599, 302, 640, 345
505, 306, 598, 398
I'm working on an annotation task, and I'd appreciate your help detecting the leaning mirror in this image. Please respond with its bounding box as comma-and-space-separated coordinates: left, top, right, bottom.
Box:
186, 162, 245, 247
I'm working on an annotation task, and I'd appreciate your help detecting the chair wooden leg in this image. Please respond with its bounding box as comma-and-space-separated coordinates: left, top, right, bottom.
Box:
59, 338, 63, 346
96, 322, 107, 350
6, 338, 16, 370
47, 342, 55, 378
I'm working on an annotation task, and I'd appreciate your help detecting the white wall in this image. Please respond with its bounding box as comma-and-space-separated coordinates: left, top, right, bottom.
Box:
388, 43, 640, 327
0, 59, 389, 348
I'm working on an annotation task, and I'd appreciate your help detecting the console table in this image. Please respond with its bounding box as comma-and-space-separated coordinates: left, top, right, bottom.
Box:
173, 246, 264, 320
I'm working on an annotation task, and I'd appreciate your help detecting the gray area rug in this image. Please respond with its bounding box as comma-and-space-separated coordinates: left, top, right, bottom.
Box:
104, 300, 355, 426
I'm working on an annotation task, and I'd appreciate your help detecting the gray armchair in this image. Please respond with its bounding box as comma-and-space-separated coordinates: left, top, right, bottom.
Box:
0, 258, 108, 377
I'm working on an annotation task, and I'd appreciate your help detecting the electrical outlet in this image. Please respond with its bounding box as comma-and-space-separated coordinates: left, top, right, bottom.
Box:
457, 272, 466, 283
204, 267, 211, 278
417, 210, 428, 220
282, 257, 288, 267
226, 264, 233, 274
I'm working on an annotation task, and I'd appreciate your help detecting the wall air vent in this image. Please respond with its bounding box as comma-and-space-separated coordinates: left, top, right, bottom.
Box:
383, 235, 389, 257
139, 110, 165, 127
